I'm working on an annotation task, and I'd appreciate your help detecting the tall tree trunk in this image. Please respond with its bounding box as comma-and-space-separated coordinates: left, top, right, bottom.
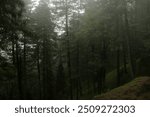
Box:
37, 44, 42, 99
85, 50, 90, 95
117, 49, 120, 86
123, 43, 127, 74
116, 13, 121, 86
42, 39, 46, 99
99, 24, 107, 93
76, 41, 79, 99
123, 2, 135, 79
16, 38, 23, 99
23, 38, 26, 77
12, 36, 15, 65
65, 0, 73, 99
23, 37, 27, 98
76, 40, 82, 99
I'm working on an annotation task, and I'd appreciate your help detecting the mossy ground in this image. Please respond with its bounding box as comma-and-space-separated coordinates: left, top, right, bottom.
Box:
94, 77, 150, 100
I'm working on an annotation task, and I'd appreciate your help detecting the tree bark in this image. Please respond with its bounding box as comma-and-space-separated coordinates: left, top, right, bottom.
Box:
123, 2, 135, 79
16, 38, 23, 99
12, 37, 15, 65
117, 49, 120, 86
37, 44, 42, 99
65, 0, 73, 99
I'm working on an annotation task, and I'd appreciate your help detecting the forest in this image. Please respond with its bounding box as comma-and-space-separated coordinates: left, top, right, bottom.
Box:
0, 0, 150, 100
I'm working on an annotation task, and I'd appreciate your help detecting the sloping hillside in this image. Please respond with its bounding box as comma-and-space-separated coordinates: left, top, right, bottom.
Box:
94, 77, 150, 100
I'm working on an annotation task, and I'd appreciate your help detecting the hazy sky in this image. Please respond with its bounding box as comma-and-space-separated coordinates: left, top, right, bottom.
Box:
32, 0, 40, 6
32, 0, 40, 3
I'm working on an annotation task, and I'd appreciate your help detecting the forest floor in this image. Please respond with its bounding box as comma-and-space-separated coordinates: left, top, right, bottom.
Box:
94, 77, 150, 100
